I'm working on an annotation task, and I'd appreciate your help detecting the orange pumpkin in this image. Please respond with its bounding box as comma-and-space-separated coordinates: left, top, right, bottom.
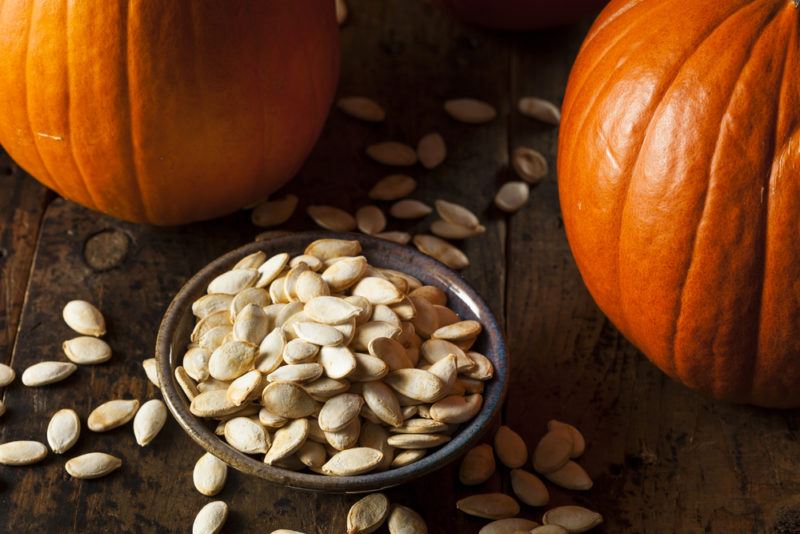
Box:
558, 0, 800, 407
0, 1, 339, 225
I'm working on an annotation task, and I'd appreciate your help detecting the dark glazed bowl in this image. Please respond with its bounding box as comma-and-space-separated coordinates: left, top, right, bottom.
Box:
155, 231, 508, 493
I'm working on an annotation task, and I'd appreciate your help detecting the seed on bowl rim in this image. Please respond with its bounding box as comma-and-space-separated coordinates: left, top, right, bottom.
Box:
304, 238, 362, 260
322, 447, 383, 476
386, 433, 450, 449
369, 174, 418, 201
207, 268, 258, 295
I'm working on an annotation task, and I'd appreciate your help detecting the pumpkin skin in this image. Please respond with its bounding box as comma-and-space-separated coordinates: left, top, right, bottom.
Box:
558, 0, 800, 407
0, 1, 339, 225
440, 0, 608, 30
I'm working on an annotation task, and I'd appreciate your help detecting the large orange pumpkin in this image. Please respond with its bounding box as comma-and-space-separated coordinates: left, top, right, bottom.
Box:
558, 0, 800, 407
0, 1, 339, 225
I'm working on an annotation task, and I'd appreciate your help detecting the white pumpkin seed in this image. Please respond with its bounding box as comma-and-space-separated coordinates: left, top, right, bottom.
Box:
417, 132, 446, 169
512, 147, 548, 183
542, 506, 602, 533
427, 354, 458, 389
349, 353, 389, 382
347, 493, 390, 534
338, 96, 385, 122
88, 399, 140, 432
296, 439, 327, 468
321, 257, 367, 292
190, 389, 240, 418
0, 363, 15, 387
359, 422, 395, 471
548, 420, 586, 458
293, 322, 344, 346
479, 518, 540, 534
233, 251, 266, 270
142, 358, 160, 387
352, 321, 401, 351
444, 98, 497, 124
256, 328, 286, 373
366, 142, 417, 166
193, 501, 228, 534
518, 96, 560, 125
368, 337, 412, 371
456, 493, 520, 520
386, 433, 450, 449
412, 234, 469, 270
65, 452, 121, 479
193, 294, 234, 319
533, 428, 574, 474
429, 394, 481, 423
62, 300, 106, 336
261, 382, 317, 419
294, 271, 330, 303
531, 525, 568, 534
325, 415, 361, 450
176, 366, 200, 400
385, 368, 444, 403
264, 418, 309, 464
233, 303, 270, 345
434, 199, 480, 229
495, 425, 528, 468
307, 205, 357, 232
544, 460, 593, 490
256, 252, 290, 288
207, 268, 258, 295
495, 181, 530, 213
510, 468, 549, 506
433, 305, 458, 327
392, 418, 449, 434
0, 440, 48, 465
225, 416, 270, 454
282, 339, 319, 364
208, 341, 257, 381
463, 351, 494, 381
267, 363, 323, 383
430, 219, 486, 240
183, 347, 211, 382
259, 407, 289, 428
355, 205, 387, 235
432, 320, 481, 341
251, 194, 298, 227
194, 452, 228, 496
388, 504, 428, 534
62, 336, 112, 365
322, 447, 383, 476
305, 239, 362, 260
368, 175, 417, 201
133, 399, 167, 446
420, 339, 473, 371
305, 296, 361, 324
409, 285, 447, 306
21, 361, 77, 387
318, 393, 364, 432
375, 231, 412, 245
389, 199, 432, 220
459, 443, 495, 485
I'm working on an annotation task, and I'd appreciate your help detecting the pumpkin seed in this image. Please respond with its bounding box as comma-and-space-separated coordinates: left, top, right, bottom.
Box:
0, 440, 48, 465
194, 452, 228, 496
294, 271, 330, 304
433, 305, 458, 327
456, 493, 520, 520
321, 257, 368, 292
193, 294, 234, 319
366, 142, 417, 166
392, 418, 449, 434
142, 358, 161, 388
133, 399, 167, 446
385, 368, 445, 403
182, 347, 211, 382
322, 447, 383, 476
316, 345, 355, 379
427, 354, 458, 389
544, 460, 593, 490
479, 518, 540, 534
307, 205, 357, 232
375, 231, 412, 245
176, 366, 200, 400
430, 393, 482, 423
255, 253, 290, 288
337, 96, 385, 122
225, 416, 270, 454
531, 526, 568, 534
251, 194, 298, 227
409, 286, 447, 306
347, 493, 389, 534
88, 399, 140, 432
434, 199, 480, 229
305, 296, 361, 324
293, 439, 325, 469
510, 468, 549, 506
21, 361, 77, 386
65, 452, 121, 479
495, 181, 530, 213
388, 504, 428, 534
208, 341, 257, 381
352, 277, 404, 305
463, 351, 494, 380
325, 415, 361, 450
197, 377, 230, 394
191, 389, 239, 418
495, 425, 528, 468
318, 393, 364, 432
368, 337, 412, 370
386, 433, 450, 449
0, 400, 5, 417
62, 336, 112, 365
293, 322, 344, 346
359, 381, 402, 427
335, 0, 348, 24
349, 353, 389, 382
421, 338, 473, 371
232, 251, 266, 270
432, 320, 481, 341
533, 428, 574, 474
355, 205, 387, 235
305, 238, 362, 260
548, 420, 585, 458
281, 339, 318, 364
412, 234, 469, 270
518, 96, 560, 125
512, 147, 548, 183
261, 382, 317, 419
444, 98, 497, 124
264, 418, 309, 464
230, 288, 270, 322
359, 422, 395, 471
290, 254, 324, 271
417, 132, 446, 169
62, 300, 106, 336
391, 449, 426, 468
233, 303, 270, 345
390, 199, 432, 219
459, 443, 495, 485
542, 506, 602, 533
430, 219, 486, 239
192, 501, 228, 534
0, 363, 15, 387
208, 268, 258, 295
267, 363, 323, 384
353, 321, 401, 351
256, 328, 286, 373
368, 174, 417, 200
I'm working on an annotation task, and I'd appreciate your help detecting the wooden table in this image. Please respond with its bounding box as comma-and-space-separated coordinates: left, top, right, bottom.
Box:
1, 2, 798, 532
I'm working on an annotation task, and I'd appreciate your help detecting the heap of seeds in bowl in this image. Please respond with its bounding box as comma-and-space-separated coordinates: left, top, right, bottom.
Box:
182, 238, 493, 476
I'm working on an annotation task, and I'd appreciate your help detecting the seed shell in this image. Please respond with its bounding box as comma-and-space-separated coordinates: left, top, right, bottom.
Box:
347, 493, 390, 534
307, 205, 357, 232
65, 452, 122, 479
338, 96, 385, 122
62, 336, 112, 365
47, 408, 81, 454
542, 506, 603, 533
495, 425, 528, 468
510, 468, 549, 506
62, 300, 106, 336
366, 142, 417, 166
251, 195, 298, 228
0, 440, 48, 466
192, 501, 229, 534
444, 98, 497, 124
512, 147, 548, 183
388, 504, 428, 534
21, 361, 77, 387
518, 96, 561, 125
322, 447, 383, 476
417, 132, 446, 169
459, 444, 495, 485
456, 493, 520, 520
0, 363, 15, 387
495, 181, 530, 213
194, 452, 228, 496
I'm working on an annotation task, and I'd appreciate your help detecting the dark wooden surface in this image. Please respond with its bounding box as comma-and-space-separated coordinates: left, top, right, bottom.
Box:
1, 1, 799, 533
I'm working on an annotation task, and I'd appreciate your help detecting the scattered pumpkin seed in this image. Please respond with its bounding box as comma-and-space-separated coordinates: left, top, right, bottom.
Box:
133, 399, 167, 447
390, 199, 432, 219
192, 501, 228, 534
456, 493, 520, 520
356, 205, 387, 235
533, 428, 574, 474
434, 199, 480, 229
369, 174, 417, 200
347, 493, 390, 534
479, 518, 540, 534
518, 96, 561, 125
88, 399, 140, 432
548, 420, 585, 458
542, 506, 602, 533
62, 336, 112, 365
459, 443, 495, 485
444, 98, 497, 124
0, 440, 48, 465
65, 452, 121, 479
495, 181, 530, 213
495, 425, 528, 468
531, 525, 569, 534
45, 408, 80, 455
21, 361, 77, 387
337, 96, 385, 122
307, 205, 357, 232
366, 142, 417, 166
251, 195, 298, 228
412, 234, 469, 270
544, 460, 593, 490
194, 452, 228, 496
512, 147, 548, 183
62, 300, 106, 336
0, 363, 16, 387
417, 132, 446, 169
510, 468, 549, 506
387, 504, 428, 534
142, 358, 160, 387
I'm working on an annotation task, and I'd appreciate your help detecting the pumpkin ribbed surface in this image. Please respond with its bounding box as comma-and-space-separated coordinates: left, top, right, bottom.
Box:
558, 0, 799, 407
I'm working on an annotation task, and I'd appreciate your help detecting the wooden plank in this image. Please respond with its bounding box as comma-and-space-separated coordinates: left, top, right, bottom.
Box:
505, 19, 800, 534
0, 1, 509, 532
0, 149, 51, 363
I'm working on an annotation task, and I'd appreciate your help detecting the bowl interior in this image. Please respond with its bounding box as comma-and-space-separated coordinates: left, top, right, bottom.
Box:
156, 231, 508, 493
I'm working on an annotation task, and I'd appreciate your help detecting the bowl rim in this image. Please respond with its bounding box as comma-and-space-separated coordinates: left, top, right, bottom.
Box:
155, 231, 508, 493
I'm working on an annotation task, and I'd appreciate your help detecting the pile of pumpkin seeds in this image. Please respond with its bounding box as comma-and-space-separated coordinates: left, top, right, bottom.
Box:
0, 300, 167, 479
250, 93, 560, 271
180, 238, 494, 478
